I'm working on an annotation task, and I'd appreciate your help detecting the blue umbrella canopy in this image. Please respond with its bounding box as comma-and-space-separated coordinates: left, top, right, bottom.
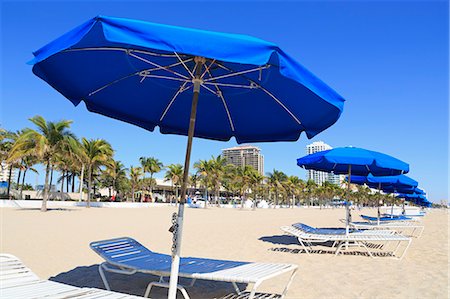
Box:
29, 15, 344, 143
297, 147, 409, 176
347, 174, 417, 190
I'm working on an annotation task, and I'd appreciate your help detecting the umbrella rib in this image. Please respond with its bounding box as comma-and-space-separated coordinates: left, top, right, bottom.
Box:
203, 65, 269, 82
203, 67, 236, 132
257, 85, 302, 125
89, 71, 188, 97
200, 59, 217, 79
139, 73, 189, 83
202, 82, 254, 89
174, 52, 195, 78
129, 52, 189, 80
159, 81, 191, 122
88, 72, 139, 97
212, 62, 302, 125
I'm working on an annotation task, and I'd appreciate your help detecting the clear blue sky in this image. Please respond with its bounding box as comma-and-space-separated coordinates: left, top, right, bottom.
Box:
1, 1, 448, 202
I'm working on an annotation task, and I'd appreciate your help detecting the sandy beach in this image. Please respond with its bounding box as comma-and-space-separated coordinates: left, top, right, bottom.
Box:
1, 205, 448, 298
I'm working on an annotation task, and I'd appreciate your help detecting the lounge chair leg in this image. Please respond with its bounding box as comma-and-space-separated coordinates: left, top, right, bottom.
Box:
298, 239, 311, 255
358, 242, 374, 258
232, 282, 242, 295
98, 263, 111, 291
280, 268, 298, 299
248, 281, 262, 299
399, 239, 412, 260
188, 278, 196, 287
417, 227, 424, 238
335, 242, 344, 256
392, 240, 402, 257
144, 281, 190, 299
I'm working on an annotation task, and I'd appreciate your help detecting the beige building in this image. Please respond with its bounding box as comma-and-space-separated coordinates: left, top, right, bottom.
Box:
222, 145, 264, 175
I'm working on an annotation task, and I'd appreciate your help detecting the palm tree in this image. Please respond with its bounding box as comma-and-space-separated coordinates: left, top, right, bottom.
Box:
81, 138, 113, 207
305, 179, 318, 206
266, 169, 287, 207
164, 164, 183, 204
285, 175, 302, 208
18, 155, 38, 199
2, 130, 20, 199
129, 166, 143, 202
8, 116, 75, 211
208, 155, 228, 206
235, 165, 257, 209
139, 157, 163, 196
193, 159, 213, 208
248, 170, 264, 210
108, 160, 127, 198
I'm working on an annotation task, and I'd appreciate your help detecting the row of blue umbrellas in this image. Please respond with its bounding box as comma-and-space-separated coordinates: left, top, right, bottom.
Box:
297, 147, 429, 229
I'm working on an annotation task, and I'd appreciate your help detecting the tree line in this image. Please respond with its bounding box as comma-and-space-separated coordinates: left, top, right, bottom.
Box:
0, 116, 401, 212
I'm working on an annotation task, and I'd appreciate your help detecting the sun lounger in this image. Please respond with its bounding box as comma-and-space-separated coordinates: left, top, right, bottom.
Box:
0, 254, 144, 298
90, 237, 298, 299
360, 214, 416, 223
292, 223, 395, 235
350, 221, 424, 238
281, 223, 412, 259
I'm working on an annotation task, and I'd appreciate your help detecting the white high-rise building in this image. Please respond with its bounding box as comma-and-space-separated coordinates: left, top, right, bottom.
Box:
305, 141, 342, 186
222, 145, 264, 175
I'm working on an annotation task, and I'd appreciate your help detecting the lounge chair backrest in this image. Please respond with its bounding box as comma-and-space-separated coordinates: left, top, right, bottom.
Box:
291, 223, 351, 235
292, 223, 316, 233
90, 237, 157, 268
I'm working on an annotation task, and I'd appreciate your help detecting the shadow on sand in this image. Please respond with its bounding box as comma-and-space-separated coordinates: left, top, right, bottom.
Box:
259, 234, 388, 257
50, 264, 247, 299
16, 207, 79, 212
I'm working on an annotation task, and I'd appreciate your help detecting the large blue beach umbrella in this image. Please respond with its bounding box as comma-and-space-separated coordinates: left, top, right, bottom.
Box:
297, 147, 409, 233
30, 16, 345, 299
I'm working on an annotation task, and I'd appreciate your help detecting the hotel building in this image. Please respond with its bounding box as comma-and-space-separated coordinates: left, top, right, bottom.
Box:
306, 141, 343, 186
221, 145, 264, 175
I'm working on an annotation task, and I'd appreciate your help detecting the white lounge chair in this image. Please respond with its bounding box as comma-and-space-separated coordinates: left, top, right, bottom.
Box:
281, 223, 412, 260
0, 254, 144, 298
90, 237, 298, 299
349, 221, 424, 238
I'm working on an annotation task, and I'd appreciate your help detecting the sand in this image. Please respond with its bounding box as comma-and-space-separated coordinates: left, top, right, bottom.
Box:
1, 205, 448, 298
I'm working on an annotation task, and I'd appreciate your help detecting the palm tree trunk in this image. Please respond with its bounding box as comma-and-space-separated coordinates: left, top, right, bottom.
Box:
49, 166, 54, 190
16, 168, 22, 188
130, 185, 134, 202
66, 174, 70, 193
42, 160, 51, 212
149, 173, 153, 195
6, 165, 13, 199
87, 165, 92, 208
20, 169, 27, 200
79, 164, 85, 201
60, 170, 65, 193
71, 173, 75, 193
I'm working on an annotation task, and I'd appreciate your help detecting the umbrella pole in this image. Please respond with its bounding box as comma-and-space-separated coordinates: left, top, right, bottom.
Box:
377, 183, 381, 225
346, 165, 351, 236
168, 57, 204, 299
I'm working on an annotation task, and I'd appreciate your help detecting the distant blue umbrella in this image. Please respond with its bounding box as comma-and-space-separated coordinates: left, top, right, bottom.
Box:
30, 16, 345, 298
348, 174, 418, 223
298, 147, 409, 234
397, 193, 430, 207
